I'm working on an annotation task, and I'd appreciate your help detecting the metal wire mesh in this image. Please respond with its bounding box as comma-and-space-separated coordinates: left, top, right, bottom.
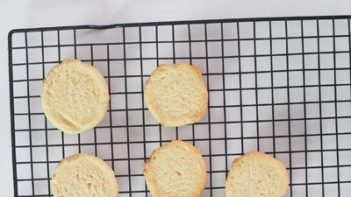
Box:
8, 16, 351, 197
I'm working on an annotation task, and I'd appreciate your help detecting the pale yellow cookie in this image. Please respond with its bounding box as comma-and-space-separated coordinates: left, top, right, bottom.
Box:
225, 152, 289, 197
144, 140, 207, 197
42, 60, 109, 134
52, 153, 119, 197
144, 64, 208, 127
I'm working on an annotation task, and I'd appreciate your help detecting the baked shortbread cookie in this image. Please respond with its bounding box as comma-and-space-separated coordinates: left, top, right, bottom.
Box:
42, 60, 109, 134
52, 153, 118, 197
225, 152, 289, 197
144, 140, 207, 197
144, 64, 208, 127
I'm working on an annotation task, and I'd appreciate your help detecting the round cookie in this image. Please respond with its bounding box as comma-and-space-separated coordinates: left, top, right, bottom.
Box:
225, 152, 289, 197
52, 153, 119, 197
144, 140, 207, 197
42, 60, 109, 134
144, 64, 208, 127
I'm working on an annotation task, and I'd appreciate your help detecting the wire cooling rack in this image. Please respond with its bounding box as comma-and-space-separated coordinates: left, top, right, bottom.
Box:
8, 15, 351, 197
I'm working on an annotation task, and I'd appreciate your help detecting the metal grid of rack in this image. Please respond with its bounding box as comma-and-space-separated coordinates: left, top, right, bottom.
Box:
8, 16, 351, 196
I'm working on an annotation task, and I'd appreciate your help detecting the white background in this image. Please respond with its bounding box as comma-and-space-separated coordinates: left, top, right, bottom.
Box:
0, 0, 351, 196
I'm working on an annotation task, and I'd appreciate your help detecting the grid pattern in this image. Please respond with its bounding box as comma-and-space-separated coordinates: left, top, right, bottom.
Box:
8, 16, 351, 197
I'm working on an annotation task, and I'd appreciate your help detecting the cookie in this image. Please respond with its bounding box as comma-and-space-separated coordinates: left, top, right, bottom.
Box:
144, 64, 208, 127
52, 153, 118, 197
42, 60, 109, 134
144, 140, 207, 197
225, 152, 289, 197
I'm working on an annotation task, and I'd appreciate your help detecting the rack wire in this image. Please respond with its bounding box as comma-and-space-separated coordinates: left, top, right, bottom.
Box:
8, 15, 351, 197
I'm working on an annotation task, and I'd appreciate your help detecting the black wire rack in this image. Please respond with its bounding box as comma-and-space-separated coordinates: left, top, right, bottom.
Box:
8, 15, 351, 197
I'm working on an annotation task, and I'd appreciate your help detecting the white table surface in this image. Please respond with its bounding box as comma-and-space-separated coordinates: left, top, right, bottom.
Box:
1, 0, 350, 195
